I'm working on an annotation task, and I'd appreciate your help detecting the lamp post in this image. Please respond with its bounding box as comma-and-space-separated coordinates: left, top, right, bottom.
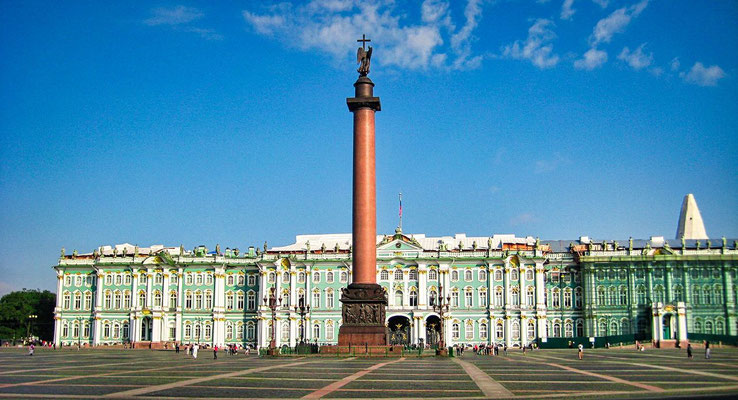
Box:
77, 316, 83, 349
297, 296, 310, 345
433, 285, 451, 356
263, 286, 281, 355
26, 314, 37, 342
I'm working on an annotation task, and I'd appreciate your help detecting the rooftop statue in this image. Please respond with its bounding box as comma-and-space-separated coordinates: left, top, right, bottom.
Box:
356, 34, 372, 76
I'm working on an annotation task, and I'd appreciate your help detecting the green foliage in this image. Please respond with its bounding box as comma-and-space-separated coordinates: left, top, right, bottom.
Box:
0, 289, 55, 341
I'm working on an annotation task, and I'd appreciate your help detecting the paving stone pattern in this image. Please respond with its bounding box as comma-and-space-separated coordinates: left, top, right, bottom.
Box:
1, 347, 737, 399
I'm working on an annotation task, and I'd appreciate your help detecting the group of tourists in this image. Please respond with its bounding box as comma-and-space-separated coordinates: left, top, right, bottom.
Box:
174, 342, 253, 359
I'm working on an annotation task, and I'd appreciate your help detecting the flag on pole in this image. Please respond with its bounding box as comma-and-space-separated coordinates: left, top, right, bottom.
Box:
399, 193, 402, 219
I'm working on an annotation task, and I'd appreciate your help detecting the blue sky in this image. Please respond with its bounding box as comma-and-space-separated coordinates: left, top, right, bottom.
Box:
1, 0, 736, 296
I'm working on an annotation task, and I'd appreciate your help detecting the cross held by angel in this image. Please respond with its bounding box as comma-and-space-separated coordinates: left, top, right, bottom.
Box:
357, 34, 372, 76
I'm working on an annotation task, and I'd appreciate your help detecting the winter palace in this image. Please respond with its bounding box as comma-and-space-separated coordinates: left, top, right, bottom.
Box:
53, 195, 738, 348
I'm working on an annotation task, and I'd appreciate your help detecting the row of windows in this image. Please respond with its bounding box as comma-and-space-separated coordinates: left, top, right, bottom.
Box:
595, 284, 726, 306
226, 274, 257, 286
64, 275, 94, 287
266, 320, 336, 341
595, 267, 726, 281
60, 320, 129, 339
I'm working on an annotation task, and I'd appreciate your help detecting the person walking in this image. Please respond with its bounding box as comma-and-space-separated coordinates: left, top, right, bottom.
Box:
705, 341, 711, 359
175, 343, 180, 354
28, 344, 34, 356
213, 345, 218, 359
687, 343, 693, 359
578, 343, 584, 360
192, 343, 199, 359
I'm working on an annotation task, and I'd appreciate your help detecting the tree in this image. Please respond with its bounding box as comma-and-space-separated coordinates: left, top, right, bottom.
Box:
0, 290, 55, 341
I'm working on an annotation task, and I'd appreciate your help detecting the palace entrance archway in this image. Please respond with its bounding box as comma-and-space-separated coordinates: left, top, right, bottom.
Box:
426, 315, 441, 347
388, 316, 410, 346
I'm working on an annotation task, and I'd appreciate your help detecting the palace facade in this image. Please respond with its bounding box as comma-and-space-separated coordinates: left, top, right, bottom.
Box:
53, 230, 738, 348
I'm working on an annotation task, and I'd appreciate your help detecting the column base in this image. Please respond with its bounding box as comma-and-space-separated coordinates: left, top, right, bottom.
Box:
338, 283, 388, 346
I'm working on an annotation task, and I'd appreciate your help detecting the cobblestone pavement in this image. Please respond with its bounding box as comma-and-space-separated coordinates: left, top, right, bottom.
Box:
1, 347, 737, 399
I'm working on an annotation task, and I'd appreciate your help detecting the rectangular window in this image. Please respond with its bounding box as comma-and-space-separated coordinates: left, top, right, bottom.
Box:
248, 275, 256, 286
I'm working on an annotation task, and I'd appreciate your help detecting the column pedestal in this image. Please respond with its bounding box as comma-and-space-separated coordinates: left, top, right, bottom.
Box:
338, 283, 388, 346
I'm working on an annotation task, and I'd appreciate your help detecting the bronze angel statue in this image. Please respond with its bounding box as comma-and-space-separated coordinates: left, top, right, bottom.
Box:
357, 45, 372, 76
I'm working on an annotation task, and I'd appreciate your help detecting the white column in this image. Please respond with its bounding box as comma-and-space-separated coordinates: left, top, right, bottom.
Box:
445, 317, 452, 347
177, 270, 184, 309
535, 262, 545, 309
403, 270, 409, 308
214, 267, 225, 309
521, 317, 528, 347
146, 269, 153, 308
152, 316, 161, 342
162, 272, 170, 308
677, 302, 688, 342
290, 271, 297, 310
537, 316, 547, 342
53, 317, 61, 346
131, 273, 139, 309
389, 269, 395, 307
93, 318, 101, 345
56, 273, 64, 307
504, 317, 512, 347
418, 264, 427, 307
418, 317, 426, 344
175, 313, 182, 342
259, 271, 267, 307
289, 317, 296, 346
504, 265, 512, 307
652, 308, 661, 343
96, 272, 104, 310
305, 317, 311, 342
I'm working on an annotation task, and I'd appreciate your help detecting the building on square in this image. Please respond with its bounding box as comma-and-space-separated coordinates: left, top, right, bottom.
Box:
53, 196, 737, 348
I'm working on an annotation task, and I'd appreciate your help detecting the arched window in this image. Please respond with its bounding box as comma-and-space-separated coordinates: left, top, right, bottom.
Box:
610, 321, 619, 336
226, 292, 234, 310
312, 290, 320, 308
465, 290, 473, 307
654, 285, 665, 303
552, 321, 561, 337
247, 323, 255, 340
496, 321, 504, 340
115, 274, 122, 285
104, 291, 112, 309
576, 320, 584, 337
227, 275, 234, 286
494, 269, 503, 281
114, 292, 122, 309
312, 272, 320, 283
705, 320, 713, 334
204, 291, 213, 309
694, 319, 703, 333
282, 272, 290, 284
479, 289, 487, 307
313, 323, 320, 339
124, 292, 131, 308
552, 288, 561, 308
326, 321, 336, 341
465, 321, 474, 340
480, 322, 488, 340
511, 269, 519, 281
714, 285, 722, 304
340, 271, 348, 283
168, 321, 175, 340
598, 320, 607, 336
326, 271, 334, 283
428, 269, 437, 280
621, 318, 630, 334
451, 270, 459, 281
194, 292, 203, 309
464, 270, 473, 281
84, 292, 92, 310
380, 270, 389, 280
527, 320, 536, 339
154, 292, 162, 307
494, 287, 503, 307
512, 287, 520, 306
155, 273, 163, 285
326, 290, 334, 308
139, 291, 146, 308
247, 291, 256, 310
479, 270, 487, 281
525, 269, 534, 281
204, 324, 212, 339
525, 287, 534, 307
575, 287, 582, 308
194, 324, 202, 339
452, 323, 460, 339
237, 292, 245, 309
429, 289, 438, 306
122, 322, 129, 339
597, 286, 606, 305
185, 291, 193, 309
238, 274, 245, 286
298, 272, 306, 283
409, 269, 417, 280
564, 321, 573, 337
184, 323, 192, 339
72, 321, 80, 338
205, 273, 213, 285
105, 275, 112, 285
608, 287, 617, 305
395, 290, 403, 306
512, 321, 520, 340
73, 292, 81, 310
673, 285, 683, 302
562, 289, 571, 308
409, 290, 418, 306
195, 274, 203, 286
170, 291, 177, 307
693, 286, 701, 304
113, 323, 120, 338
619, 286, 628, 305
185, 274, 193, 285
636, 285, 646, 304
281, 321, 290, 341
716, 320, 725, 334
451, 290, 459, 307
394, 269, 403, 280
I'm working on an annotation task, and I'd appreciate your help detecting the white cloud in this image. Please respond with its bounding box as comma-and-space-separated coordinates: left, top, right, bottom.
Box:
534, 152, 569, 174
617, 43, 652, 70
502, 19, 560, 69
592, 0, 609, 8
590, 0, 648, 46
241, 0, 486, 71
670, 57, 680, 71
185, 27, 224, 41
561, 0, 575, 20
680, 62, 726, 87
145, 5, 203, 26
574, 47, 607, 70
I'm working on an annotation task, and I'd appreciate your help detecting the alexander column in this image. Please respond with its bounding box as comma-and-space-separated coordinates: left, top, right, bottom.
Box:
338, 35, 388, 347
